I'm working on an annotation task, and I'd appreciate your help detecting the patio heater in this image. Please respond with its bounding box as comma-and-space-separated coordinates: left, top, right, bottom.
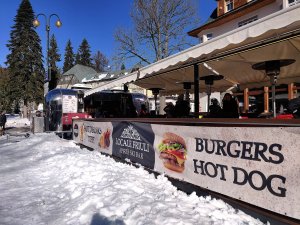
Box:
176, 81, 194, 103
252, 59, 295, 118
200, 75, 224, 112
149, 88, 164, 115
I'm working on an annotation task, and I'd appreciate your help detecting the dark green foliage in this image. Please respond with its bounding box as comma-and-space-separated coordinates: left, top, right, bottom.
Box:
48, 34, 61, 91
6, 0, 45, 105
13, 101, 21, 114
0, 67, 11, 112
76, 38, 92, 66
75, 52, 80, 65
63, 39, 74, 73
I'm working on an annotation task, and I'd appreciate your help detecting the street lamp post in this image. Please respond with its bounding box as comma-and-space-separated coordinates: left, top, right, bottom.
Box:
33, 13, 62, 96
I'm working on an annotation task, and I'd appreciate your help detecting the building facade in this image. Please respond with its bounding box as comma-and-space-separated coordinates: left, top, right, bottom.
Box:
188, 0, 299, 43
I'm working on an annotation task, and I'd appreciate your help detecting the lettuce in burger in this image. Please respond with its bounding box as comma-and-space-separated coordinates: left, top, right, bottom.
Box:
158, 132, 187, 173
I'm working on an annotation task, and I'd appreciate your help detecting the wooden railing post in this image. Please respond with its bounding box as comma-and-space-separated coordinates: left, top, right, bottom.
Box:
264, 86, 269, 113
243, 88, 249, 113
288, 83, 294, 100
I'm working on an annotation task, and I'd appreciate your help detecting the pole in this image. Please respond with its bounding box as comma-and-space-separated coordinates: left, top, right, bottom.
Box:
272, 81, 276, 118
45, 24, 50, 96
34, 13, 61, 96
194, 64, 199, 117
207, 85, 211, 112
154, 94, 158, 115
270, 73, 278, 118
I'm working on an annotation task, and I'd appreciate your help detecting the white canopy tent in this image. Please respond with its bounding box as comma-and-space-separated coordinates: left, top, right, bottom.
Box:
85, 5, 300, 102
134, 5, 300, 91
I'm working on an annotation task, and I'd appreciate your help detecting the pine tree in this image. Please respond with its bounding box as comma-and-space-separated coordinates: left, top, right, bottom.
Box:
0, 67, 11, 112
63, 39, 74, 73
76, 38, 92, 66
48, 34, 61, 91
75, 52, 80, 65
6, 0, 44, 107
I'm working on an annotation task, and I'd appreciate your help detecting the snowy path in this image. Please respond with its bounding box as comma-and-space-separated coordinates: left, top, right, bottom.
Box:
0, 133, 264, 225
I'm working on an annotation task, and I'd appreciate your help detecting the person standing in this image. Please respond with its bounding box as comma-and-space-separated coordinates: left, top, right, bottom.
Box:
0, 111, 7, 135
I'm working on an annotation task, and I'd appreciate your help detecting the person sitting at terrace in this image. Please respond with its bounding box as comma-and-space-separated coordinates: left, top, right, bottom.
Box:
139, 104, 149, 117
174, 94, 190, 118
221, 93, 239, 118
207, 98, 222, 118
164, 102, 175, 118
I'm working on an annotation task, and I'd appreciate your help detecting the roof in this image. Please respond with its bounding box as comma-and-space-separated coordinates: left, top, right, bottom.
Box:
188, 0, 274, 37
82, 70, 130, 83
63, 64, 97, 82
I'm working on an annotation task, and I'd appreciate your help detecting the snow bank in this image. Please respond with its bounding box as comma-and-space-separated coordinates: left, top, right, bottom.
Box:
0, 133, 265, 225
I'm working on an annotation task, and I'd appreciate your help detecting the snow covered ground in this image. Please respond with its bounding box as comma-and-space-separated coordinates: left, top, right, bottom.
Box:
0, 117, 266, 225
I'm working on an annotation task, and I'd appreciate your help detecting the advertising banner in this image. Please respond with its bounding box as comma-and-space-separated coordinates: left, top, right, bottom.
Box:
73, 119, 300, 219
73, 120, 113, 155
151, 124, 300, 220
112, 122, 155, 169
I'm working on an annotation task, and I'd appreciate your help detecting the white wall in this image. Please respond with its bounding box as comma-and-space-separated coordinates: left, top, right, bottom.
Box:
198, 0, 285, 43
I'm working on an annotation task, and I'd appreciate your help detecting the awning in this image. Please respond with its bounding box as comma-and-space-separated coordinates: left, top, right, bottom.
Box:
134, 5, 300, 93
85, 5, 300, 97
134, 63, 235, 95
206, 36, 300, 90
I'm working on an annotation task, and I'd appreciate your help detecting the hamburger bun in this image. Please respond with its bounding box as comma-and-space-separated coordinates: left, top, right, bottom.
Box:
163, 132, 186, 148
163, 161, 185, 173
158, 132, 187, 173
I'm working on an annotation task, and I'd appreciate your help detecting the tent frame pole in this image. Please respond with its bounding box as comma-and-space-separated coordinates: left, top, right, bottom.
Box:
194, 64, 199, 118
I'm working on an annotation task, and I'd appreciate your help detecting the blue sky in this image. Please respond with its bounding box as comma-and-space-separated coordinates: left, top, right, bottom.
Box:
0, 0, 216, 69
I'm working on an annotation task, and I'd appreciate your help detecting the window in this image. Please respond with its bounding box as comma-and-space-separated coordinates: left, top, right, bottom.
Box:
288, 0, 300, 6
226, 0, 234, 12
238, 16, 258, 27
206, 33, 213, 40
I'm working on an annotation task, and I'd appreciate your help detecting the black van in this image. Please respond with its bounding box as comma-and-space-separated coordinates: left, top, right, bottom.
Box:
84, 90, 149, 118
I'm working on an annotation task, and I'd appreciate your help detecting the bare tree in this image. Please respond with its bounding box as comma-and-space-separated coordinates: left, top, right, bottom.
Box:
114, 0, 199, 65
93, 51, 109, 72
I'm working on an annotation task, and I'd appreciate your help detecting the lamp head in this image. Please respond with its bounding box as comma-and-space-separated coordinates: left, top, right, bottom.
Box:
265, 60, 280, 76
33, 19, 40, 27
183, 82, 192, 90
151, 89, 159, 96
55, 20, 62, 28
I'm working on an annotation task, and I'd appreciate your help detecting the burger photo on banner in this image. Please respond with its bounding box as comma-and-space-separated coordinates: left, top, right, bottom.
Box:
157, 132, 187, 173
99, 129, 111, 149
